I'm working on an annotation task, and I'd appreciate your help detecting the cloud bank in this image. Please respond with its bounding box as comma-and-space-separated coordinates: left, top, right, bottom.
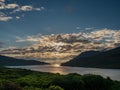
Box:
15, 29, 120, 46
1, 29, 120, 59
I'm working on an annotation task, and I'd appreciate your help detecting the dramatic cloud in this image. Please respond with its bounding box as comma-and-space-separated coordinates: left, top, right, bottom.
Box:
0, 0, 45, 21
16, 16, 20, 19
20, 6, 33, 11
0, 12, 13, 21
13, 6, 44, 13
2, 29, 120, 59
0, 13, 12, 22
0, 0, 5, 9
0, 0, 5, 2
15, 33, 42, 42
0, 16, 12, 21
15, 29, 120, 43
7, 46, 17, 49
15, 28, 120, 50
5, 3, 19, 9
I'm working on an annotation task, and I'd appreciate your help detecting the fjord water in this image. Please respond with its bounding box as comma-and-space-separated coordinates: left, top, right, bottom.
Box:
7, 59, 120, 81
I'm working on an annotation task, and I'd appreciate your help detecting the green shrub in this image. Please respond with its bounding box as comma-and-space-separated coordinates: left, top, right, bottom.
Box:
0, 81, 22, 90
82, 74, 114, 90
52, 74, 84, 90
0, 67, 120, 90
48, 85, 64, 90
23, 86, 43, 90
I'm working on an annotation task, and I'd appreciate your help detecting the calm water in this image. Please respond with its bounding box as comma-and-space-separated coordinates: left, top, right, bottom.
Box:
7, 64, 120, 81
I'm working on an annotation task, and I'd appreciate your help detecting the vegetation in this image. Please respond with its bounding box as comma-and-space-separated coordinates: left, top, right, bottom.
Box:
61, 47, 120, 69
0, 67, 120, 90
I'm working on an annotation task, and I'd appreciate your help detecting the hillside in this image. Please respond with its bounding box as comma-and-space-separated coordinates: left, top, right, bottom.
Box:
0, 67, 120, 90
61, 47, 120, 69
0, 55, 48, 66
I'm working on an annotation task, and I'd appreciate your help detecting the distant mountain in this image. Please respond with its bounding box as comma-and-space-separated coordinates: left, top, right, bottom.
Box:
61, 47, 120, 69
0, 55, 48, 66
76, 51, 101, 57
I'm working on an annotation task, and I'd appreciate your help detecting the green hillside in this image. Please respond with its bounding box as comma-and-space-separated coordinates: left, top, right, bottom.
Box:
0, 67, 120, 90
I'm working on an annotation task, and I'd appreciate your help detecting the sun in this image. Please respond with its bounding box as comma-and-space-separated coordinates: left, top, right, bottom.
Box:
53, 64, 60, 67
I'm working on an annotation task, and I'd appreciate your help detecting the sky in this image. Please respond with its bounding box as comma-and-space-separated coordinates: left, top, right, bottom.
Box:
0, 0, 120, 49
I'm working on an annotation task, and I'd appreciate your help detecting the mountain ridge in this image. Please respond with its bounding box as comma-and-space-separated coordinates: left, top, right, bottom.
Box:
61, 47, 120, 69
0, 55, 48, 66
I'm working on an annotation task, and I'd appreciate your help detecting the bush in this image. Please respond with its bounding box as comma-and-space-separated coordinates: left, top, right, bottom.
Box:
0, 81, 22, 90
52, 74, 84, 90
48, 85, 64, 90
23, 86, 43, 90
0, 67, 120, 90
82, 74, 114, 90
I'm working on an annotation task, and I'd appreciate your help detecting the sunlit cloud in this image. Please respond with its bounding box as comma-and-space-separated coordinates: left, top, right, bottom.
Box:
5, 3, 19, 9
20, 5, 33, 11
1, 28, 120, 59
15, 28, 120, 47
0, 15, 13, 21
13, 5, 44, 13
15, 34, 42, 42
34, 7, 45, 11
0, 12, 12, 21
0, 0, 45, 21
0, 0, 5, 2
7, 46, 17, 49
0, 1, 18, 9
16, 16, 20, 19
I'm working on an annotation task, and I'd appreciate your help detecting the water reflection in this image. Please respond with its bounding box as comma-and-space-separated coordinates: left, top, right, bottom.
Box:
7, 65, 120, 81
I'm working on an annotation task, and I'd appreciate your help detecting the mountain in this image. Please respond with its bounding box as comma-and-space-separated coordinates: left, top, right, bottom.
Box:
75, 51, 101, 57
61, 47, 120, 69
0, 55, 48, 66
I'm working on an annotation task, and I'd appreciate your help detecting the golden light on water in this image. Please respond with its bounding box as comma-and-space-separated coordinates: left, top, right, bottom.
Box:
52, 64, 60, 67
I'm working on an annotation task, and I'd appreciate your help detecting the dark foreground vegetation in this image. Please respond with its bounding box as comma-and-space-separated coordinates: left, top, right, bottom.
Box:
62, 47, 120, 69
0, 55, 48, 66
0, 67, 120, 90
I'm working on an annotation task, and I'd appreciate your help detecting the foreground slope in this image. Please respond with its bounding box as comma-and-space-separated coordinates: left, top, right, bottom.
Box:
0, 55, 48, 66
0, 67, 120, 90
61, 47, 120, 69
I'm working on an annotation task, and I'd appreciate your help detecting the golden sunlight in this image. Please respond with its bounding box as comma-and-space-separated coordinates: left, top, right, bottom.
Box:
52, 64, 60, 67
